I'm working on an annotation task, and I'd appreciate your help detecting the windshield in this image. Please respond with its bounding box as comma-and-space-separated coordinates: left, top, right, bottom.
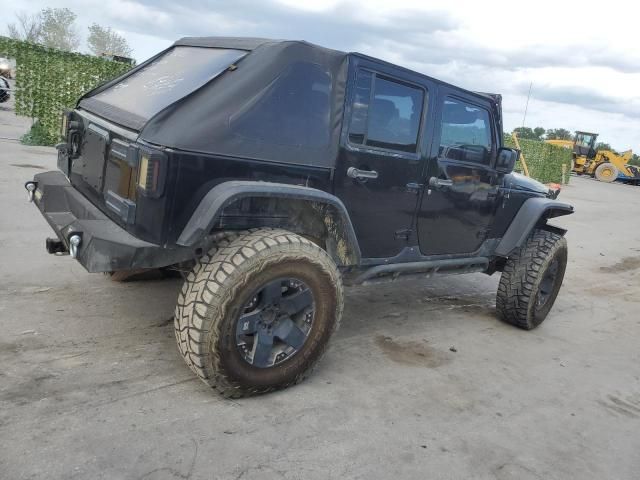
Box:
90, 46, 246, 120
575, 133, 595, 148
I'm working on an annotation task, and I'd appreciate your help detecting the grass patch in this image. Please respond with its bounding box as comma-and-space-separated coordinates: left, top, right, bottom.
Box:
21, 120, 56, 146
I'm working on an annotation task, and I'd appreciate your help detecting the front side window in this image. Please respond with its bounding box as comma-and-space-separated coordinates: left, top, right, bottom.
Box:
91, 46, 246, 120
348, 70, 424, 153
439, 98, 493, 164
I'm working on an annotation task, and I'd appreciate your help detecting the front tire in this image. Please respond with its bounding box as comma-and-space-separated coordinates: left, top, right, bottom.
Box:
174, 229, 343, 397
594, 163, 618, 182
496, 229, 568, 330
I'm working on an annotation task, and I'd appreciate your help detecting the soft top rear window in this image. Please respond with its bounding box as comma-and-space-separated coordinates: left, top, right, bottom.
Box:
90, 46, 246, 121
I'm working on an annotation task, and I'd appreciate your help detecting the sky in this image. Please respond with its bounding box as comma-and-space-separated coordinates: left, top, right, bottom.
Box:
3, 0, 639, 151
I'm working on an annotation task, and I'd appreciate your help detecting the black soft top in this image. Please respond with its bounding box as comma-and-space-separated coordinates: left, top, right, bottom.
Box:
79, 37, 501, 168
173, 37, 282, 50
80, 37, 349, 168
145, 38, 348, 168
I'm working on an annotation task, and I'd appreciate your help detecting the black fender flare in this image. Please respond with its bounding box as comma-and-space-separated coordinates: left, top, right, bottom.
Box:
176, 181, 361, 265
494, 197, 574, 257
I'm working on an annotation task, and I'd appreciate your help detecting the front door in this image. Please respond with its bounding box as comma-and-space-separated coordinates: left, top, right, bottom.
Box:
334, 61, 433, 258
417, 90, 501, 256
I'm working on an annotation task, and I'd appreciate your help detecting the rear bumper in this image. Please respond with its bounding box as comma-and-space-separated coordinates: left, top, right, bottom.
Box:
27, 171, 191, 273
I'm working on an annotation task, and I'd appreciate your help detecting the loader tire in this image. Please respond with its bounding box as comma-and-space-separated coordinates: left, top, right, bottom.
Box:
496, 229, 567, 330
595, 163, 618, 183
174, 228, 343, 398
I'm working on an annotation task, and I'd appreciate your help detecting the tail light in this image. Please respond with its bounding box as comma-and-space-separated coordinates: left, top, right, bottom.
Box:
60, 110, 81, 157
136, 147, 167, 198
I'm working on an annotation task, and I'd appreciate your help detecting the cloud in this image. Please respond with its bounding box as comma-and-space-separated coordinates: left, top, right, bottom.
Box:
106, 0, 172, 28
102, 1, 640, 74
1, 0, 639, 149
12, 0, 639, 74
148, 1, 640, 73
526, 84, 640, 120
124, 0, 457, 52
350, 33, 640, 75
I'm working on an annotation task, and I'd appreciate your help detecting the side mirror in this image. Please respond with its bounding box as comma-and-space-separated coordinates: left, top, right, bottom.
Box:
496, 147, 519, 174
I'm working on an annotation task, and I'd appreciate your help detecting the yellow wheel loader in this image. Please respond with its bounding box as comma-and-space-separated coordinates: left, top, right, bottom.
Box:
547, 131, 640, 185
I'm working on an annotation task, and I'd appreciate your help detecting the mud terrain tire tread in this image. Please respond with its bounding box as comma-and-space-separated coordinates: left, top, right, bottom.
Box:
496, 229, 567, 330
174, 228, 343, 398
173, 230, 248, 370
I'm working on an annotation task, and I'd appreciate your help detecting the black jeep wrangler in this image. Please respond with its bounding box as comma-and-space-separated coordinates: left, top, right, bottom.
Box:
25, 37, 573, 397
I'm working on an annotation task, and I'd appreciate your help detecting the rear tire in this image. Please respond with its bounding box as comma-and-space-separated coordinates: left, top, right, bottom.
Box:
174, 228, 343, 397
496, 229, 567, 330
595, 163, 618, 182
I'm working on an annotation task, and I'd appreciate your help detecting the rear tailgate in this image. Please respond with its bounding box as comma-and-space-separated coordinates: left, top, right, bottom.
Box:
64, 110, 140, 230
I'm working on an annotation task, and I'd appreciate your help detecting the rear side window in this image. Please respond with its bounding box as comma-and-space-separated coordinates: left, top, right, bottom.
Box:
439, 98, 493, 164
91, 46, 246, 120
347, 70, 424, 153
230, 62, 332, 148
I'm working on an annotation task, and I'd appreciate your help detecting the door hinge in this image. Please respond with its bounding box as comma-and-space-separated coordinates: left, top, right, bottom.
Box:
405, 182, 423, 194
395, 228, 413, 240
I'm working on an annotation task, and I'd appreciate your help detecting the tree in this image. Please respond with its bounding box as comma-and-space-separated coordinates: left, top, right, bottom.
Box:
533, 127, 545, 140
6, 8, 80, 51
546, 128, 572, 141
7, 11, 42, 43
87, 23, 133, 57
595, 142, 613, 152
629, 154, 640, 167
513, 126, 545, 140
39, 8, 80, 51
513, 127, 534, 139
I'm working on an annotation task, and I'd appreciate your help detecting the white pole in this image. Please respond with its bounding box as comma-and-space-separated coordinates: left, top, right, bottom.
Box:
522, 82, 532, 127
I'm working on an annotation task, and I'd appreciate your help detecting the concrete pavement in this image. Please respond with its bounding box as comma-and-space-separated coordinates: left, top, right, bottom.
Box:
1, 105, 639, 479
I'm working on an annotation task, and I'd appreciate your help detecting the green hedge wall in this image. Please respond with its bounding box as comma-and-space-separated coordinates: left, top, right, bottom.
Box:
504, 135, 572, 184
0, 37, 131, 145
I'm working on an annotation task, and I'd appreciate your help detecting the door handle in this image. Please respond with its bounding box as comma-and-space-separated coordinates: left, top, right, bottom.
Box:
347, 167, 379, 180
428, 177, 453, 188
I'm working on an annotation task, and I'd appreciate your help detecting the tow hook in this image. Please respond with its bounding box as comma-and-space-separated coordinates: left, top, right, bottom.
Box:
68, 234, 82, 259
25, 181, 37, 202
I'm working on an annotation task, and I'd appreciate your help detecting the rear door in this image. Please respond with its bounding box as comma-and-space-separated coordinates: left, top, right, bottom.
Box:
417, 88, 501, 255
334, 58, 435, 258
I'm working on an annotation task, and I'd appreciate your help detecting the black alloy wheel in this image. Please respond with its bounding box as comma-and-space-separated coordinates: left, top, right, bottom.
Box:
174, 228, 343, 397
236, 278, 315, 368
535, 257, 560, 311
